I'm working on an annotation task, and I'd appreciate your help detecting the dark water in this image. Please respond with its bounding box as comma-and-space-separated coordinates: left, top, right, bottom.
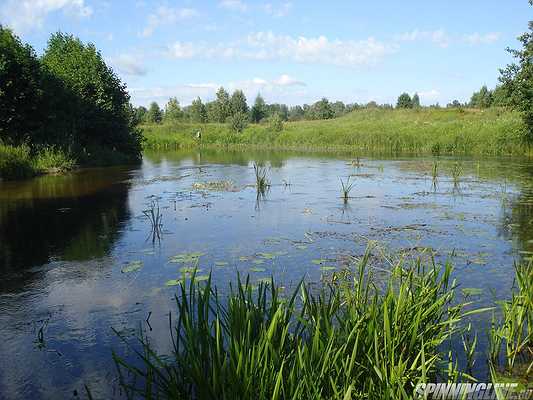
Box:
1, 149, 533, 399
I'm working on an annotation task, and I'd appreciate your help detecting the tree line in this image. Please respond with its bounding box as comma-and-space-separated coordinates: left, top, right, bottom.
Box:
0, 26, 142, 163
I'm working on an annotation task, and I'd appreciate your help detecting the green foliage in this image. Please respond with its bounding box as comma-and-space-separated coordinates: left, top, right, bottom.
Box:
470, 85, 493, 108
190, 97, 208, 123
0, 142, 34, 179
164, 97, 183, 121
114, 251, 465, 399
499, 2, 533, 143
147, 102, 163, 123
230, 90, 248, 116
228, 111, 249, 133
250, 94, 267, 123
412, 93, 421, 108
268, 113, 284, 132
33, 146, 75, 172
214, 87, 231, 123
396, 93, 413, 109
41, 32, 142, 161
134, 106, 148, 124
309, 98, 334, 119
0, 25, 45, 146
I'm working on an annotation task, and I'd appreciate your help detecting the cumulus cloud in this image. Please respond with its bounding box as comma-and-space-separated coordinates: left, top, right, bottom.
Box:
166, 31, 394, 67
0, 0, 92, 33
108, 54, 147, 76
396, 29, 450, 48
219, 0, 248, 12
141, 6, 199, 37
130, 75, 307, 106
463, 32, 501, 45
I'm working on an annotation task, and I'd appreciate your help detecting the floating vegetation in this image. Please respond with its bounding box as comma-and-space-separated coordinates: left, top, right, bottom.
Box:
340, 176, 355, 202
165, 279, 181, 286
192, 180, 238, 192
249, 267, 266, 272
461, 288, 483, 297
214, 261, 229, 267
253, 163, 270, 194
251, 259, 265, 265
143, 201, 163, 243
121, 260, 143, 273
320, 266, 336, 271
169, 252, 205, 264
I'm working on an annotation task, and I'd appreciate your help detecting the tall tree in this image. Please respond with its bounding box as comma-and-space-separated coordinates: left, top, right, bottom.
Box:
42, 32, 142, 159
164, 97, 183, 120
214, 87, 231, 122
396, 93, 413, 109
250, 94, 266, 122
470, 85, 493, 108
230, 90, 248, 116
412, 93, 421, 108
499, 0, 533, 142
0, 26, 44, 145
311, 98, 334, 119
190, 97, 207, 123
147, 102, 162, 123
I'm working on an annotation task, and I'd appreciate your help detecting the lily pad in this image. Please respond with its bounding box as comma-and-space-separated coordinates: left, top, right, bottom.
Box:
257, 277, 272, 284
250, 267, 266, 272
257, 252, 275, 259
180, 267, 202, 274
295, 245, 307, 250
251, 259, 265, 265
121, 260, 143, 273
320, 266, 336, 271
215, 261, 229, 267
169, 252, 205, 263
462, 288, 483, 296
195, 275, 210, 282
165, 279, 181, 286
311, 259, 327, 265
239, 256, 251, 262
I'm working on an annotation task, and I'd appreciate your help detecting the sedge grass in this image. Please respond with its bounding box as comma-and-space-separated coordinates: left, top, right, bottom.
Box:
340, 176, 355, 202
113, 250, 475, 400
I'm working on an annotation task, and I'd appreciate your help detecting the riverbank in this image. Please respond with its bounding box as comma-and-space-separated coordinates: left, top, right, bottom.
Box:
142, 108, 526, 156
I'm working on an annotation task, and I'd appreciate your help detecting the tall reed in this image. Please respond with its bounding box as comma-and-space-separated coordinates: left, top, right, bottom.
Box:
113, 251, 469, 399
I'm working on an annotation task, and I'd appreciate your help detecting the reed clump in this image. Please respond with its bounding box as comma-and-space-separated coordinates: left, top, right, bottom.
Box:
114, 251, 470, 399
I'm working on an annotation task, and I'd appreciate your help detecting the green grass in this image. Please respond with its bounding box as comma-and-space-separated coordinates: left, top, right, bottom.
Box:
113, 249, 477, 399
0, 143, 76, 180
142, 108, 526, 156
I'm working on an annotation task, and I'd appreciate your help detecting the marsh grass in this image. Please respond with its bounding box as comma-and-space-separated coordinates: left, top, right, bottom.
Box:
451, 162, 463, 192
142, 108, 527, 156
431, 160, 439, 191
253, 163, 270, 194
489, 262, 533, 379
340, 176, 355, 201
113, 251, 476, 399
143, 200, 163, 242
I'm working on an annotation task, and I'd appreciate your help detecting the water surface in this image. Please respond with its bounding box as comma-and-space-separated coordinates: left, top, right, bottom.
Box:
1, 149, 533, 399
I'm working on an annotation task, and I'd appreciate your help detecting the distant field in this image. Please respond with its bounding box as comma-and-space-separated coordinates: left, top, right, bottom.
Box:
142, 108, 526, 156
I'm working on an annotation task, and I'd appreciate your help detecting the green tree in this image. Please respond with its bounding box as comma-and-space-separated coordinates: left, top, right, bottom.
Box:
499, 0, 533, 142
289, 105, 304, 121
228, 111, 248, 133
310, 98, 334, 120
214, 87, 231, 123
492, 85, 510, 107
190, 97, 207, 123
331, 101, 346, 118
470, 85, 493, 108
412, 93, 421, 108
396, 93, 413, 109
230, 90, 248, 116
0, 26, 44, 146
134, 106, 147, 124
250, 94, 266, 122
42, 32, 142, 160
147, 102, 162, 123
164, 97, 183, 120
268, 113, 283, 132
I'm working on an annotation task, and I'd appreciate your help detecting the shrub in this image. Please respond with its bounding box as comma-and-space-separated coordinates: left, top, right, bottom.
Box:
268, 113, 284, 132
0, 143, 35, 180
228, 111, 249, 133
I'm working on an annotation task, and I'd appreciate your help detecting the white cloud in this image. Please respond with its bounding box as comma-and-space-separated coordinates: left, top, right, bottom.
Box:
130, 75, 307, 106
0, 0, 92, 33
418, 89, 440, 102
396, 29, 450, 48
263, 2, 292, 17
463, 32, 501, 45
219, 0, 248, 12
141, 6, 199, 37
108, 54, 147, 76
166, 31, 394, 67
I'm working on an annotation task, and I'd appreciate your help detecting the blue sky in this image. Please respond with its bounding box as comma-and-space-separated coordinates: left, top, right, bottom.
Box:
1, 0, 530, 107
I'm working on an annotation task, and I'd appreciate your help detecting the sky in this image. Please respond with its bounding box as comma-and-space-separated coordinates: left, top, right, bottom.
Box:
1, 0, 530, 107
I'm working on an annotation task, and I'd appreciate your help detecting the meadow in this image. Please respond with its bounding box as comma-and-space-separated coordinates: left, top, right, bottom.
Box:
142, 108, 526, 156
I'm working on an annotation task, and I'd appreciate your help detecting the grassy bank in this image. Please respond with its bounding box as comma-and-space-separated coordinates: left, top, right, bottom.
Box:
0, 143, 75, 180
142, 108, 526, 156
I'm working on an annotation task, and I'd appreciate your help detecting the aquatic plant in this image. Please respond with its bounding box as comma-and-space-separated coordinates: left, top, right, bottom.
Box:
143, 200, 163, 242
253, 163, 270, 194
340, 176, 355, 201
451, 161, 463, 191
431, 160, 439, 190
113, 251, 472, 399
489, 262, 533, 377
